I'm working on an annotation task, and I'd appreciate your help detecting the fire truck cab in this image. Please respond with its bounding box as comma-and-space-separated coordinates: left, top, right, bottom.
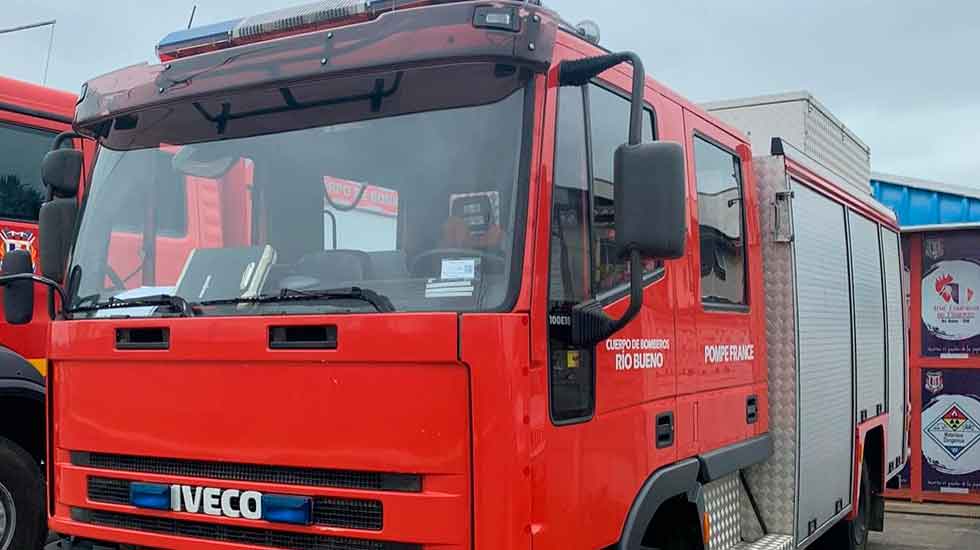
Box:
0, 75, 86, 550
0, 2, 908, 550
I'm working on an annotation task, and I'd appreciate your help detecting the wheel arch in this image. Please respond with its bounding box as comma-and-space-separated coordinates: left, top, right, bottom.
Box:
0, 346, 46, 466
616, 435, 773, 550
616, 458, 701, 550
851, 420, 886, 532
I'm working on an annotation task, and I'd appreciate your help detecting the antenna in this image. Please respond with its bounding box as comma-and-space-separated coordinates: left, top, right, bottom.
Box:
43, 21, 56, 85
0, 20, 58, 85
187, 5, 198, 29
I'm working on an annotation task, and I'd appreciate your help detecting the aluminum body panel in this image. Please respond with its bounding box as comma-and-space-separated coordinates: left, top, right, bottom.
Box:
791, 180, 855, 543
848, 210, 887, 422
733, 534, 794, 550
704, 92, 871, 196
743, 155, 798, 536
704, 474, 742, 550
881, 227, 908, 477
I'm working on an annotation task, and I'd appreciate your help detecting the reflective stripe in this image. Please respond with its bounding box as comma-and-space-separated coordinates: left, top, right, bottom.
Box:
27, 358, 47, 377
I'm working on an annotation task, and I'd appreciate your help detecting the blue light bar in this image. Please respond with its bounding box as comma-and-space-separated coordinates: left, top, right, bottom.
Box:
157, 18, 241, 60
156, 0, 394, 60
261, 494, 313, 525
234, 0, 379, 40
130, 482, 171, 511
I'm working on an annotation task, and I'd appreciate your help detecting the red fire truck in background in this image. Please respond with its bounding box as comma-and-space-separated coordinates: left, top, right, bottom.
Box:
0, 75, 88, 550
1, 2, 909, 550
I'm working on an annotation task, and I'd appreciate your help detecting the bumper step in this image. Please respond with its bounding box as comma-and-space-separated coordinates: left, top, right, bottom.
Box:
733, 534, 794, 550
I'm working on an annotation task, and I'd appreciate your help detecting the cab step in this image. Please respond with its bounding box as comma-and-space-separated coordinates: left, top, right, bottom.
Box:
732, 534, 794, 550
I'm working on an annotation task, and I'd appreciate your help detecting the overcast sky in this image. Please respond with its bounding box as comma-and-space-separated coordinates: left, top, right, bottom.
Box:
2, 0, 977, 188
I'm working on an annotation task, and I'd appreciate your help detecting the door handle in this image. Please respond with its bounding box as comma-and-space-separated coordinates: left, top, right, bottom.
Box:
655, 412, 674, 449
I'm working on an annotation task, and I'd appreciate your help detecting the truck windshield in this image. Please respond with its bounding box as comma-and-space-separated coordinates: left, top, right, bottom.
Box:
68, 63, 530, 317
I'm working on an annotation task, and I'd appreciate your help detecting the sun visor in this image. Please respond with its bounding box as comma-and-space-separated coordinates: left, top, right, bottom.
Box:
75, 2, 557, 132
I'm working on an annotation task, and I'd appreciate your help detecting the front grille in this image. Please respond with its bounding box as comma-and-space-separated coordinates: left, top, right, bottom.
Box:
73, 451, 421, 492
73, 508, 418, 550
87, 477, 130, 504
313, 497, 382, 531
88, 477, 383, 530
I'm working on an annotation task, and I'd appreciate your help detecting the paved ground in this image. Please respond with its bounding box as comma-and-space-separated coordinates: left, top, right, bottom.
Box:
870, 509, 980, 550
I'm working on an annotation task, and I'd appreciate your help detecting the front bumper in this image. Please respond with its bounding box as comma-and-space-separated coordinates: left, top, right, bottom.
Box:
46, 536, 142, 550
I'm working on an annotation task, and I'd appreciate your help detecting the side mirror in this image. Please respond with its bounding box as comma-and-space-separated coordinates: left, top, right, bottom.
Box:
41, 148, 82, 199
557, 52, 690, 347
2, 249, 35, 325
614, 141, 687, 259
39, 148, 82, 282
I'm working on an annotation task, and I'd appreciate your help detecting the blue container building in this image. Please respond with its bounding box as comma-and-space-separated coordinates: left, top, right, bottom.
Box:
872, 172, 980, 228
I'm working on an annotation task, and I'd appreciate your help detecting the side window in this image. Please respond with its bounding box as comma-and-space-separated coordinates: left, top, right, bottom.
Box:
693, 136, 747, 306
548, 86, 594, 423
588, 84, 657, 294
0, 122, 56, 221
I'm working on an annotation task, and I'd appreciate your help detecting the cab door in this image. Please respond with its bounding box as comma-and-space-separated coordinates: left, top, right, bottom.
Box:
0, 103, 72, 360
678, 111, 762, 452
531, 45, 681, 549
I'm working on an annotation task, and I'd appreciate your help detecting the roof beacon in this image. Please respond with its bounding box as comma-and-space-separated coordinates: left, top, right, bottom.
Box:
575, 20, 601, 45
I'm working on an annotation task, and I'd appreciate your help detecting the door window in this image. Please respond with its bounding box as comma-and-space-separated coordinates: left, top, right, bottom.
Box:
547, 83, 658, 423
693, 136, 747, 307
0, 122, 56, 221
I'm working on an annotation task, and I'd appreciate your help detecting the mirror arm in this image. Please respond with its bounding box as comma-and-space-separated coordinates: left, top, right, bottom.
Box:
570, 249, 644, 346
558, 52, 645, 145
0, 273, 68, 310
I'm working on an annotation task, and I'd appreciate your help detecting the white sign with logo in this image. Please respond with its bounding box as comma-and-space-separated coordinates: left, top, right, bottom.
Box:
922, 394, 980, 477
922, 260, 980, 342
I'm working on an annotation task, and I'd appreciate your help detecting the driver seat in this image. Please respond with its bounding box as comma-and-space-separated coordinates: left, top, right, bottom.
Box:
440, 194, 502, 250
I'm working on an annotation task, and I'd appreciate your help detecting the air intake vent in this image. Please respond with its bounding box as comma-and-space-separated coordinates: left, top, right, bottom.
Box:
73, 452, 420, 492
88, 477, 383, 531
72, 508, 417, 550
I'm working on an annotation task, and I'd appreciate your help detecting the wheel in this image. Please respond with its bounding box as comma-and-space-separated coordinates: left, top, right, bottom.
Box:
818, 462, 871, 550
660, 523, 701, 550
0, 437, 45, 550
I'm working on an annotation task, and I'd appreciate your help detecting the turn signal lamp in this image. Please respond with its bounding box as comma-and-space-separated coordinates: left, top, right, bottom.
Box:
157, 0, 541, 61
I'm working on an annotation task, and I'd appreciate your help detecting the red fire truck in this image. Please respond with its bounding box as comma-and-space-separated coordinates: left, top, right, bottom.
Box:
1, 2, 909, 550
0, 75, 87, 550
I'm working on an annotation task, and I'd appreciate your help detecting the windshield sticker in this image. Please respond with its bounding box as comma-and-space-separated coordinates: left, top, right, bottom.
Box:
441, 259, 477, 281
426, 279, 474, 299
606, 338, 670, 371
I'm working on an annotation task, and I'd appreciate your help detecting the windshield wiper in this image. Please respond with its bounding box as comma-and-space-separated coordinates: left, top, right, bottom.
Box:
197, 287, 396, 313
69, 294, 195, 317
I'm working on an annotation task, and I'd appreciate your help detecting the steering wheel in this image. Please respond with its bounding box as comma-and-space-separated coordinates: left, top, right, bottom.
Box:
410, 248, 507, 278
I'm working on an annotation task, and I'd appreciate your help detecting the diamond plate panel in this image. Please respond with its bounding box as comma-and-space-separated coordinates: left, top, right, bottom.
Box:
704, 474, 741, 550
743, 156, 798, 536
733, 534, 794, 550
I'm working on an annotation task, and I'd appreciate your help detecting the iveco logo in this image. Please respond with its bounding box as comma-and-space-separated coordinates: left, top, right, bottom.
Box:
171, 485, 262, 519
130, 482, 312, 525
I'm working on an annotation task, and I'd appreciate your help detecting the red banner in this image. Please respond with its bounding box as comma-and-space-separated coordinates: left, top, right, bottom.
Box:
324, 176, 399, 218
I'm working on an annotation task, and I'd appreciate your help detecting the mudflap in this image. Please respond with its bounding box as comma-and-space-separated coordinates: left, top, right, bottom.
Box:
869, 491, 885, 532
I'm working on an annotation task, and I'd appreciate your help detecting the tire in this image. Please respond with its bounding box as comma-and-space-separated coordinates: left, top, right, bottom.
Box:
656, 513, 702, 550
817, 462, 871, 550
0, 436, 45, 550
